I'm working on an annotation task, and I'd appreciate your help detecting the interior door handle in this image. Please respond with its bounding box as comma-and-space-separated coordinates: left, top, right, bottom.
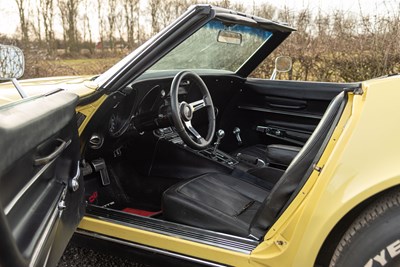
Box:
34, 139, 70, 166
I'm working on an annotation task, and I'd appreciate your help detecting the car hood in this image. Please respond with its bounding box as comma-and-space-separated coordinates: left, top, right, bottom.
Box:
0, 75, 98, 106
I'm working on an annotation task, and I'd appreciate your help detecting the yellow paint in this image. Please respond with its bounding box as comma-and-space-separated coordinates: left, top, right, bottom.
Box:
0, 74, 106, 137
250, 91, 354, 267
251, 75, 400, 266
76, 94, 108, 135
0, 75, 97, 106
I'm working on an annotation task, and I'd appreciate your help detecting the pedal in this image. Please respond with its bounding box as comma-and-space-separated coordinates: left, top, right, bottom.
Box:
91, 158, 111, 186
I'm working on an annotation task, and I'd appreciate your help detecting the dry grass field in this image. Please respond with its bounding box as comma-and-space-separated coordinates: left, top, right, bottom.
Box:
24, 57, 122, 78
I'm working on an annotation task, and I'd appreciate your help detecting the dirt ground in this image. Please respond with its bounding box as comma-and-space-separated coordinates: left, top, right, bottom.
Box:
58, 244, 150, 267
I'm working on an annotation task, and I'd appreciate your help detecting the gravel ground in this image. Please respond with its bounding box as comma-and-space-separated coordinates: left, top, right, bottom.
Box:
58, 245, 151, 267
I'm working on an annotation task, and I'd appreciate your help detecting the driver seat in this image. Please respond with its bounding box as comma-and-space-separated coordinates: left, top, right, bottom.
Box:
162, 92, 346, 238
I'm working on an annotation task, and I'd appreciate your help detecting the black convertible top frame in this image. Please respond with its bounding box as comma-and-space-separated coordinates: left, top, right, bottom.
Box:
93, 5, 295, 97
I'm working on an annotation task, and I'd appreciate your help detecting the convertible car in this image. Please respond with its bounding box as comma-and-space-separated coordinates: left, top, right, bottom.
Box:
1, 5, 400, 267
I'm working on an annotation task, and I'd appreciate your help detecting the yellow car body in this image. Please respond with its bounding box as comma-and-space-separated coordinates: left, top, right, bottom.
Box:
72, 75, 400, 266
1, 5, 400, 267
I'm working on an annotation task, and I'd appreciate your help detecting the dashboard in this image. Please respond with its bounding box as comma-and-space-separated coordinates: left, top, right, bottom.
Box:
83, 72, 243, 159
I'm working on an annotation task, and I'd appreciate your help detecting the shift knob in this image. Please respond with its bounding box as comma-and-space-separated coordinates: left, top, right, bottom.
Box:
213, 129, 225, 154
217, 129, 225, 139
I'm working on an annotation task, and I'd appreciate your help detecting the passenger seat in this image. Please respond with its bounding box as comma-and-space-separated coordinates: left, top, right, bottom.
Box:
233, 144, 301, 168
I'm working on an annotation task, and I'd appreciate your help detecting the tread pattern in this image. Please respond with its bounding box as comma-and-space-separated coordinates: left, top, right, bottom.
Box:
329, 188, 400, 267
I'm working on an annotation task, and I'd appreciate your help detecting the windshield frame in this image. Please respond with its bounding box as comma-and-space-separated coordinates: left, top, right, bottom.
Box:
145, 19, 274, 74
93, 5, 295, 93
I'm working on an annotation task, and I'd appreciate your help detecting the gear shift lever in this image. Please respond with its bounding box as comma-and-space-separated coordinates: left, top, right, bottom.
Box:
233, 127, 242, 146
213, 129, 225, 155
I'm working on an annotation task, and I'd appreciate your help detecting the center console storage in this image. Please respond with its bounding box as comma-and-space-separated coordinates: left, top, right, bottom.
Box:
198, 148, 238, 167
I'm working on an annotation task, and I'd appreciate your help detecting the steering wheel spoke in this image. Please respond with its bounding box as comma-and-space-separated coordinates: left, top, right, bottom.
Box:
189, 99, 206, 112
184, 121, 206, 144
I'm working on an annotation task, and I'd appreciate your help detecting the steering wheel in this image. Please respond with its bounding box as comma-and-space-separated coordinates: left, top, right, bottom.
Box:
170, 71, 215, 149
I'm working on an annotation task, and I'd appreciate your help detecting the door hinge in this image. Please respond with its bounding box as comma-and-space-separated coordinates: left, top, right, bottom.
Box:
69, 162, 81, 192
58, 187, 68, 217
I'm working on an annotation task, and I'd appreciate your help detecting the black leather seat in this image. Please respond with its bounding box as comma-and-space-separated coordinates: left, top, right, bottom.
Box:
163, 92, 346, 238
163, 172, 269, 237
234, 144, 301, 167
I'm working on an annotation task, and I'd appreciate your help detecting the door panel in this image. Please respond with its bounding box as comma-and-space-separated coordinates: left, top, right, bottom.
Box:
0, 91, 85, 267
219, 78, 360, 152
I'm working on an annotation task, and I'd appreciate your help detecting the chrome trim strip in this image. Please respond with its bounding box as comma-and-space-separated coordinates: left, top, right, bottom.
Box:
70, 162, 81, 192
86, 207, 258, 254
72, 162, 80, 180
4, 139, 71, 215
30, 187, 66, 267
76, 229, 228, 267
238, 105, 323, 119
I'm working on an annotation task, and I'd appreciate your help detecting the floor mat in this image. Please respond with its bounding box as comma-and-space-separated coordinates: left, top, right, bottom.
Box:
122, 208, 161, 217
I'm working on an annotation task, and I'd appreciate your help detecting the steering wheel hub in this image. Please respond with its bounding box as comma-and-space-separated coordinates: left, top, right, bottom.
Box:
180, 102, 193, 121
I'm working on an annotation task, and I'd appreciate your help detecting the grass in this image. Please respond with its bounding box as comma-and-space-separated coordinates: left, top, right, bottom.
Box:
24, 57, 123, 78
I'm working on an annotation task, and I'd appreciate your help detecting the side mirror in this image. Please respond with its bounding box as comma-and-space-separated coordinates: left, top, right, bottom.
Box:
270, 56, 292, 80
0, 45, 27, 98
0, 45, 25, 80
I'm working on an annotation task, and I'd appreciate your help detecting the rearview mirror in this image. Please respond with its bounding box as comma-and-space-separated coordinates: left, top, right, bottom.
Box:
217, 30, 242, 45
270, 56, 292, 80
0, 45, 25, 80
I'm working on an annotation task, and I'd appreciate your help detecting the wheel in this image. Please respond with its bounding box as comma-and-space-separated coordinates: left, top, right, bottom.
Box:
170, 71, 215, 149
330, 188, 400, 267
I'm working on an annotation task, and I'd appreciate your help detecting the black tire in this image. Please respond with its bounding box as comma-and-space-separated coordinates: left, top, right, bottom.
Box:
330, 188, 400, 267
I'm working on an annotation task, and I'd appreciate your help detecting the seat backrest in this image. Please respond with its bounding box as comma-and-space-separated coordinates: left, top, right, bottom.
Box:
249, 92, 347, 238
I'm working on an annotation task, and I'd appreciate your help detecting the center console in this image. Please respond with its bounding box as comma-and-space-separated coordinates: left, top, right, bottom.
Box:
152, 126, 284, 186
154, 127, 238, 168
198, 148, 238, 166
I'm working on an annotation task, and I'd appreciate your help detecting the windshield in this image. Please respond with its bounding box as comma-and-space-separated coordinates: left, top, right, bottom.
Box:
146, 20, 273, 73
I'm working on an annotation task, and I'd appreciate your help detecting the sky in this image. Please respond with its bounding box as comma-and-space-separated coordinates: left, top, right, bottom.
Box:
264, 0, 389, 15
0, 0, 397, 38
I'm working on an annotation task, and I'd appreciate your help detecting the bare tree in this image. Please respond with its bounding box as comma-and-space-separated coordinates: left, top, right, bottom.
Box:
106, 0, 117, 50
219, 0, 230, 8
81, 0, 94, 54
123, 0, 139, 48
150, 0, 198, 34
14, 0, 30, 45
149, 0, 161, 34
40, 0, 56, 55
58, 0, 80, 53
30, 4, 42, 44
253, 3, 276, 18
97, 0, 105, 51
